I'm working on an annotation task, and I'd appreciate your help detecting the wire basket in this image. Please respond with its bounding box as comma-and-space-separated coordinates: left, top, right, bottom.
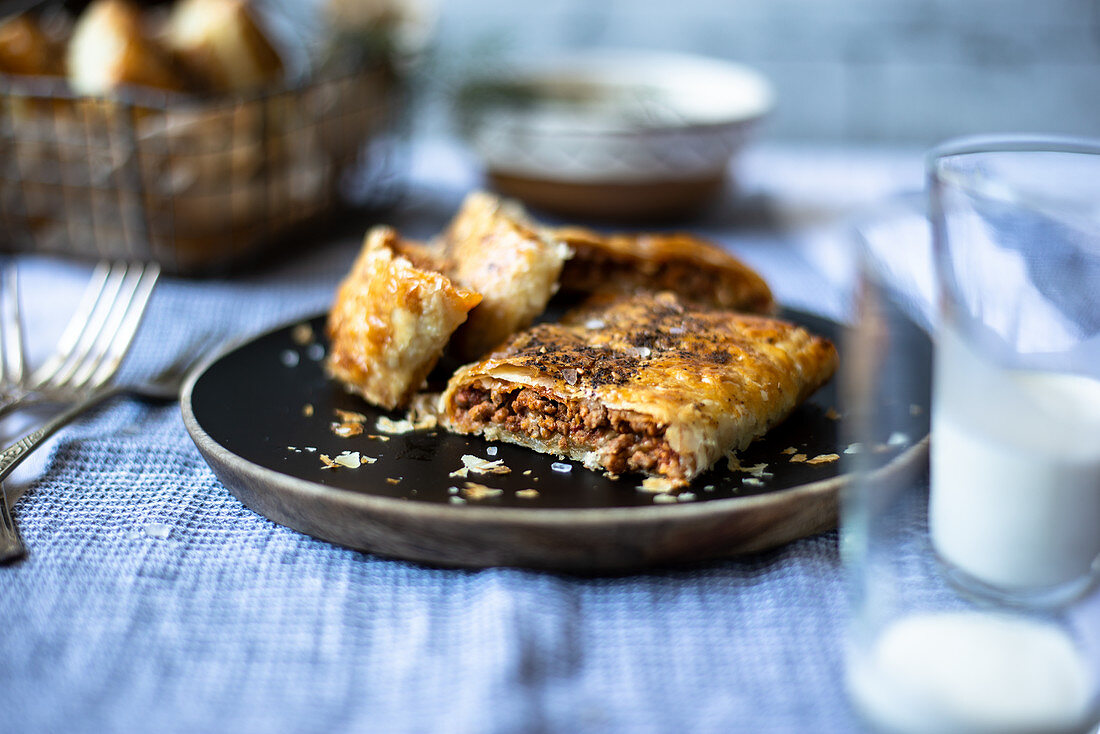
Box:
0, 63, 404, 274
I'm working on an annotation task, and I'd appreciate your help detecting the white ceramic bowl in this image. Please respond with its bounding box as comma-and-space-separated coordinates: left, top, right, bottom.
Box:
456, 50, 774, 219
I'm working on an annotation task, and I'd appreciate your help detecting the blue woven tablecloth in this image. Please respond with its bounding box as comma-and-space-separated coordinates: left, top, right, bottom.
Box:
0, 141, 924, 734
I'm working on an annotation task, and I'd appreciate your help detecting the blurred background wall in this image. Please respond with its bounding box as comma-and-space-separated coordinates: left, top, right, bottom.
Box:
426, 0, 1100, 145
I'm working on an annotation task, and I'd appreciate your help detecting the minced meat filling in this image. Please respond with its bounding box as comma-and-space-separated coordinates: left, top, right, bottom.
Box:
452, 383, 683, 478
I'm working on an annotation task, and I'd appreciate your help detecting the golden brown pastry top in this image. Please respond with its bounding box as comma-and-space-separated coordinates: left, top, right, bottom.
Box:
553, 226, 775, 314
326, 226, 482, 410
443, 291, 837, 476
439, 192, 572, 360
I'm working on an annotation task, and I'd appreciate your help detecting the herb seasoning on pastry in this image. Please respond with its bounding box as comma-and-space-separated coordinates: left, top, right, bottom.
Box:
438, 192, 572, 361
440, 292, 836, 486
551, 226, 775, 314
326, 226, 481, 411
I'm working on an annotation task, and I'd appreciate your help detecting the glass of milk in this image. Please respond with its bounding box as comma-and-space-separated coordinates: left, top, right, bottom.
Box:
844, 137, 1100, 734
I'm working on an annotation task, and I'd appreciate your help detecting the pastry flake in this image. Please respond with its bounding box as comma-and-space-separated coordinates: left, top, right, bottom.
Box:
326, 226, 481, 410
441, 292, 837, 486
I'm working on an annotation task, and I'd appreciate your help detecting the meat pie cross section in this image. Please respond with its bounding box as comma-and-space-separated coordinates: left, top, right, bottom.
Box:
441, 292, 838, 487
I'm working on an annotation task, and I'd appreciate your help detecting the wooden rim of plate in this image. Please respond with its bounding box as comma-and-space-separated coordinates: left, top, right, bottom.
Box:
180, 320, 929, 571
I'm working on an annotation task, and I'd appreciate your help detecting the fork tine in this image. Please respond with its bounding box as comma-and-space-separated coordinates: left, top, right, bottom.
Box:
85, 262, 160, 390
65, 262, 152, 392
35, 261, 129, 392
27, 260, 114, 390
4, 266, 26, 386
0, 266, 13, 387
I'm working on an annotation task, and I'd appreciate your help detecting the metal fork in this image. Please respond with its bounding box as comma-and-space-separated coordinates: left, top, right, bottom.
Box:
0, 260, 161, 563
0, 261, 161, 416
0, 263, 28, 561
0, 338, 210, 563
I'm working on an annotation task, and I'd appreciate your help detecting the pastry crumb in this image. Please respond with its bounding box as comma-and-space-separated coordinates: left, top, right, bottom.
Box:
807, 453, 839, 465
331, 421, 364, 438
790, 453, 807, 463
637, 477, 676, 494
449, 455, 511, 478
743, 477, 765, 487
334, 451, 361, 468
652, 493, 677, 503
677, 492, 697, 502
781, 447, 798, 455
516, 489, 539, 499
463, 482, 504, 500
385, 477, 402, 485
291, 323, 314, 345
302, 404, 314, 417
825, 407, 841, 420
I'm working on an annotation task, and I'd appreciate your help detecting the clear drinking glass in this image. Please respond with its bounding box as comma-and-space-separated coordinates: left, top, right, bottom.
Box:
844, 137, 1100, 734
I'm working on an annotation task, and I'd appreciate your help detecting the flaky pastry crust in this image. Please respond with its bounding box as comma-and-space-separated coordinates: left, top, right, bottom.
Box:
326, 226, 481, 410
441, 292, 836, 485
552, 226, 775, 314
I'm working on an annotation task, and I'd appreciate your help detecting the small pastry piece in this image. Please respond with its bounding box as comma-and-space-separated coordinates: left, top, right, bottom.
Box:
165, 0, 284, 93
552, 226, 775, 314
67, 0, 184, 95
440, 192, 571, 360
0, 14, 63, 76
441, 292, 836, 486
326, 226, 482, 410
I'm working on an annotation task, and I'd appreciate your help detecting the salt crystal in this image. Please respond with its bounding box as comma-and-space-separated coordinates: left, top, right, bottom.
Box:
306, 343, 325, 361
280, 349, 300, 367
887, 432, 910, 446
584, 319, 605, 330
652, 494, 677, 503
562, 368, 578, 385
486, 446, 498, 456
551, 462, 572, 473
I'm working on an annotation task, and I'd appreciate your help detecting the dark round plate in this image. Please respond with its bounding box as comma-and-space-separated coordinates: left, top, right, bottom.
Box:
181, 310, 929, 571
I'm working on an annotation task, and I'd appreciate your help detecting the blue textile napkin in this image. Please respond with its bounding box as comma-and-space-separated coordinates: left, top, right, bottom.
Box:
1, 149, 864, 734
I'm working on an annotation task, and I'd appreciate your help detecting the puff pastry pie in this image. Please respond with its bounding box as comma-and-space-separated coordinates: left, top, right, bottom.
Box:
552, 226, 775, 314
439, 192, 571, 360
326, 226, 481, 410
441, 292, 836, 486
